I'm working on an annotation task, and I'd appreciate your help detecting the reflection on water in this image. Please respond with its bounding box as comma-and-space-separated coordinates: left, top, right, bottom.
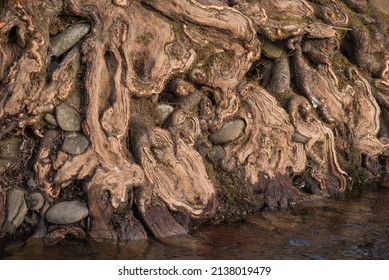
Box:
1, 184, 389, 259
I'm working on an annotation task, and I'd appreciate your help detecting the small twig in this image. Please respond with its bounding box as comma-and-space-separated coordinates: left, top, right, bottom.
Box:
331, 26, 352, 31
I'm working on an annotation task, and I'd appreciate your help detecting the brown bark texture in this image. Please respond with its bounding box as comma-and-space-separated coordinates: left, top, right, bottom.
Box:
0, 0, 388, 242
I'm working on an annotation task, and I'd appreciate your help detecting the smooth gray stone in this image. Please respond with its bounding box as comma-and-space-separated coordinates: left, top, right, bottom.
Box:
209, 119, 245, 144
61, 133, 89, 155
156, 104, 174, 125
50, 23, 91, 57
65, 91, 81, 109
208, 145, 226, 162
292, 132, 310, 144
2, 188, 27, 233
29, 192, 45, 211
44, 113, 58, 126
56, 103, 81, 132
46, 200, 89, 225
262, 39, 284, 59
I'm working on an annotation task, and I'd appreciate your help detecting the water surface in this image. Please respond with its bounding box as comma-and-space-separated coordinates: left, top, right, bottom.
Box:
1, 183, 388, 259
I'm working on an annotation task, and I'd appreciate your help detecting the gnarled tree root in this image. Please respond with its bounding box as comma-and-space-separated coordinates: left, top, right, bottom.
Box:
1, 0, 389, 242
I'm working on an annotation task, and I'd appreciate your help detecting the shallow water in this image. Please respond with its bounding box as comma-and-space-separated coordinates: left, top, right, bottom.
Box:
1, 183, 389, 259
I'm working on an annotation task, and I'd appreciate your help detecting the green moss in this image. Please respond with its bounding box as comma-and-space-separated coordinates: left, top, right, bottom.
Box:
272, 89, 295, 108
195, 44, 216, 65
130, 96, 158, 124
137, 31, 153, 46
203, 161, 263, 220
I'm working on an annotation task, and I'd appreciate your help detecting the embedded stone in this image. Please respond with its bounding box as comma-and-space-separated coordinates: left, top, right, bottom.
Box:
56, 103, 81, 132
65, 90, 81, 109
208, 145, 226, 162
156, 104, 174, 125
292, 132, 310, 144
61, 133, 89, 155
50, 23, 91, 57
29, 192, 45, 211
261, 39, 284, 59
2, 188, 28, 233
0, 137, 22, 159
46, 200, 89, 224
209, 119, 245, 144
44, 113, 58, 126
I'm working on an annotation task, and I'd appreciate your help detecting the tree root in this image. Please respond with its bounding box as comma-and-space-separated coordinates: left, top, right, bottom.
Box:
1, 0, 389, 242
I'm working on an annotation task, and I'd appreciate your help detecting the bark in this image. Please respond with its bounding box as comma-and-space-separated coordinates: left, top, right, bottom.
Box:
1, 0, 389, 242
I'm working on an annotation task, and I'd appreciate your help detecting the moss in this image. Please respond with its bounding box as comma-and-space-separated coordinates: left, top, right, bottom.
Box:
311, 141, 324, 156
130, 96, 159, 124
137, 31, 153, 46
272, 89, 295, 108
203, 161, 263, 221
195, 44, 216, 65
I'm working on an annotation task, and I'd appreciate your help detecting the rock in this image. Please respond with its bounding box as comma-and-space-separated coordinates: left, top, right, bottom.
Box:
178, 92, 202, 110
44, 113, 58, 126
50, 23, 91, 57
370, 0, 389, 15
27, 178, 37, 188
29, 192, 45, 211
261, 39, 284, 59
46, 200, 89, 225
0, 137, 22, 159
61, 132, 89, 155
2, 188, 28, 233
65, 90, 81, 109
209, 119, 245, 144
56, 103, 81, 131
156, 104, 174, 125
0, 159, 12, 172
208, 145, 226, 162
292, 132, 310, 144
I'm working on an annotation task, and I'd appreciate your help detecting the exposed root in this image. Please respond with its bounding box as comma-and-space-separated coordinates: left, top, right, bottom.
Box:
347, 69, 389, 155
221, 83, 306, 208
131, 110, 216, 219
289, 96, 347, 194
1, 0, 389, 242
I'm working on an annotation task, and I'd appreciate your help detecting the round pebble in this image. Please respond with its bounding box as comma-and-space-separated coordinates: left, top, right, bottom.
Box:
46, 200, 89, 225
156, 104, 174, 125
29, 192, 45, 211
61, 133, 89, 155
208, 145, 226, 162
56, 103, 81, 132
2, 188, 27, 233
209, 119, 245, 144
